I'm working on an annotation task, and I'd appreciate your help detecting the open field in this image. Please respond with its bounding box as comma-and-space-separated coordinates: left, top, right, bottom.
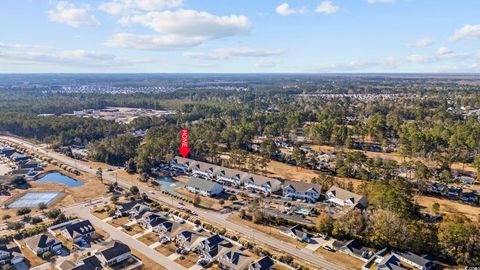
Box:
107, 216, 130, 227
415, 195, 479, 221
124, 223, 144, 236
154, 242, 177, 256
175, 252, 199, 268
314, 248, 364, 270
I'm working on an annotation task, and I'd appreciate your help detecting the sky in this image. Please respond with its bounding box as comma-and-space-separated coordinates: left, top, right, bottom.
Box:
0, 0, 479, 73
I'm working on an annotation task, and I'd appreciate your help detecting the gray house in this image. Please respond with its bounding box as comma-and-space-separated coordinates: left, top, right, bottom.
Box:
186, 177, 223, 197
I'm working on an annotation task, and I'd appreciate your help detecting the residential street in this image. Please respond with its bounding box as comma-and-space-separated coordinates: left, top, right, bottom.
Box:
63, 200, 188, 270
0, 136, 345, 270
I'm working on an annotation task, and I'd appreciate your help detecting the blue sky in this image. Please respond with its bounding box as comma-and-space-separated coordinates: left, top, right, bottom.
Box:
0, 0, 479, 73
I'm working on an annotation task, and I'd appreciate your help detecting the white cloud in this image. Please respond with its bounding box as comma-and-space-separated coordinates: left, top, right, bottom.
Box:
255, 60, 276, 68
99, 0, 183, 15
316, 1, 340, 14
184, 47, 285, 60
47, 2, 100, 27
450, 24, 480, 41
436, 46, 454, 56
410, 38, 434, 47
120, 10, 250, 39
0, 42, 48, 50
406, 54, 436, 63
0, 49, 146, 67
276, 3, 306, 16
111, 10, 250, 50
105, 33, 205, 50
367, 0, 396, 3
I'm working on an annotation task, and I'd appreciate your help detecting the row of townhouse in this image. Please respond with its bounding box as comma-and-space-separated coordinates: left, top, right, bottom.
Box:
172, 156, 323, 202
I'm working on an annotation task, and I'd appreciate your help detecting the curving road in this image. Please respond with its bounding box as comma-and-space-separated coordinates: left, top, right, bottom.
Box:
0, 136, 345, 270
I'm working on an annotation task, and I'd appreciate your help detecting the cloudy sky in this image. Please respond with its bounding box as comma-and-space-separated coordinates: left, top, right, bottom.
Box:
1, 0, 479, 73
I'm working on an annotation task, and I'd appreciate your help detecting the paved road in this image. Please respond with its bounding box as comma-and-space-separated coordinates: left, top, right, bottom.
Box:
64, 199, 187, 270
0, 136, 345, 270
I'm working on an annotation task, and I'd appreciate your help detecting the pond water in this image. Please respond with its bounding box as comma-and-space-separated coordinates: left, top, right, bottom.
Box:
36, 172, 84, 187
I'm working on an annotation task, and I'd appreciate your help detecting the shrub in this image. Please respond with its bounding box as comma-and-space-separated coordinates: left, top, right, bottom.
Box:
2, 215, 11, 220
38, 203, 48, 210
16, 208, 31, 216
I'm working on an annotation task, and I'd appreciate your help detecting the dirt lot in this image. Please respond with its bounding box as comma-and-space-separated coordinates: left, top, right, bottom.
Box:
174, 252, 200, 268
107, 216, 130, 227
124, 223, 144, 236
415, 195, 479, 221
155, 242, 177, 256
138, 232, 158, 246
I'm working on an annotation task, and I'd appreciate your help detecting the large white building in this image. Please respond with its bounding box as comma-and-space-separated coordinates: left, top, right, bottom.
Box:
325, 186, 367, 209
186, 177, 224, 197
282, 181, 321, 202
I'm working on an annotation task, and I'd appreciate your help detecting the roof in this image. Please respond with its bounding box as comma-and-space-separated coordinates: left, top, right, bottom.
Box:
172, 156, 196, 167
64, 220, 95, 238
393, 251, 435, 269
193, 161, 217, 172
250, 256, 275, 270
326, 186, 365, 205
214, 167, 246, 179
288, 224, 309, 239
187, 177, 222, 192
71, 256, 103, 270
99, 241, 131, 261
341, 240, 369, 257
378, 254, 408, 270
243, 174, 280, 187
219, 248, 253, 270
25, 233, 60, 249
116, 200, 145, 214
142, 213, 167, 227
202, 234, 226, 249
283, 181, 321, 193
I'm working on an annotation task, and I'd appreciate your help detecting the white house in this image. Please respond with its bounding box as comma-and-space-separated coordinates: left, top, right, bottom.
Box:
97, 241, 132, 267
191, 161, 218, 179
285, 224, 311, 243
0, 245, 23, 265
282, 181, 321, 202
186, 177, 223, 197
61, 220, 96, 243
392, 251, 435, 270
170, 156, 197, 172
24, 233, 62, 256
214, 167, 247, 187
243, 175, 281, 194
325, 186, 367, 209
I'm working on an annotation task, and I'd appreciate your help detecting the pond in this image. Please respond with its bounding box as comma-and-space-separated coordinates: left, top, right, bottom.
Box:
36, 172, 84, 187
156, 176, 188, 200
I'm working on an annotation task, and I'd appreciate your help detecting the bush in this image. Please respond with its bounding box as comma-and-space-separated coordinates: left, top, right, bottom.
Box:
38, 203, 48, 210
2, 215, 11, 220
16, 208, 31, 216
30, 217, 42, 224
6, 222, 24, 230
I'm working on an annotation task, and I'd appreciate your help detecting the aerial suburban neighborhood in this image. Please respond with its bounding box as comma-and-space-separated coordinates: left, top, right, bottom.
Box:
1, 1, 480, 269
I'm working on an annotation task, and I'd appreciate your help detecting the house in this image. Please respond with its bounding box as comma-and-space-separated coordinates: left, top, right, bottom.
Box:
186, 177, 223, 197
461, 191, 478, 203
138, 212, 167, 230
97, 241, 132, 267
128, 204, 151, 220
214, 167, 246, 187
249, 256, 275, 270
175, 230, 205, 251
18, 159, 39, 169
71, 255, 103, 270
377, 254, 408, 270
218, 247, 253, 270
392, 251, 435, 270
282, 181, 321, 202
337, 239, 372, 261
170, 156, 197, 172
0, 147, 16, 157
114, 200, 145, 217
285, 224, 311, 243
10, 168, 33, 177
457, 175, 476, 185
325, 186, 367, 209
61, 220, 96, 243
243, 175, 281, 194
0, 245, 23, 265
24, 233, 62, 256
447, 187, 462, 198
157, 221, 184, 242
430, 183, 445, 193
199, 235, 234, 262
191, 161, 217, 179
9, 153, 28, 162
